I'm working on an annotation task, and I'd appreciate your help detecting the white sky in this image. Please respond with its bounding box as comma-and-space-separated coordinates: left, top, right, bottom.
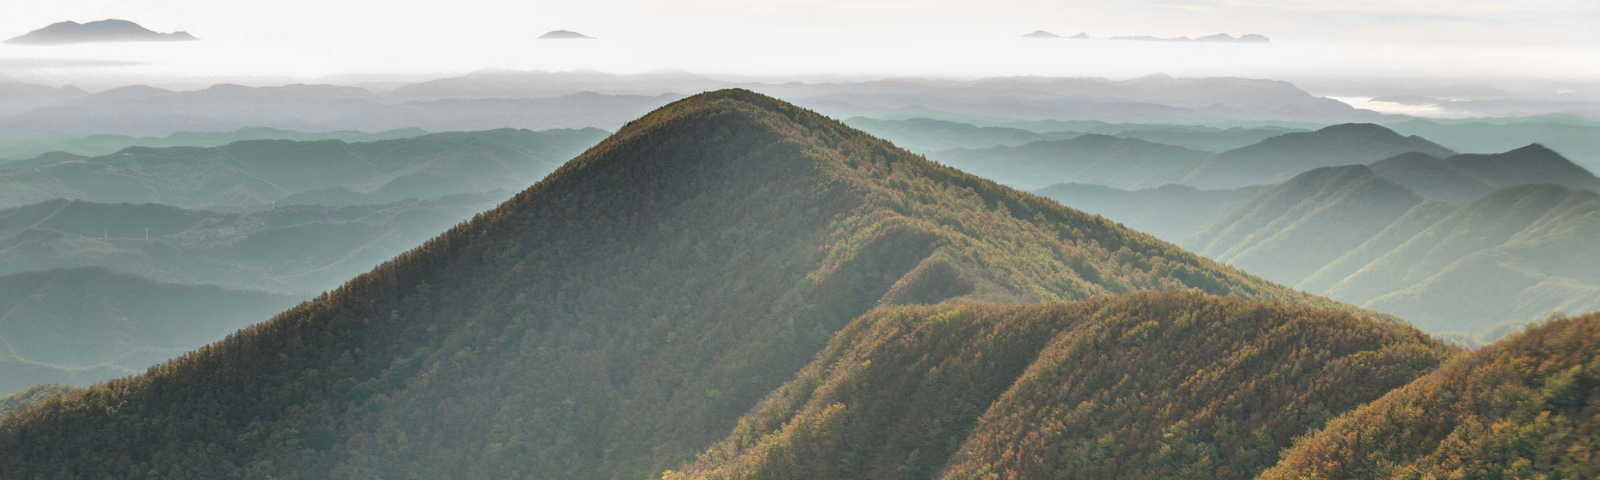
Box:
1, 0, 1597, 84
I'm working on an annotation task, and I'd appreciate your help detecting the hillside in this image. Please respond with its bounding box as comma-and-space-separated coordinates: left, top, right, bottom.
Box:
1190, 165, 1424, 286
666, 292, 1451, 480
1263, 311, 1600, 479
1370, 144, 1600, 202
0, 194, 504, 294
0, 89, 1322, 479
0, 268, 299, 393
1181, 123, 1454, 189
931, 134, 1212, 190
1385, 119, 1600, 172
0, 128, 604, 209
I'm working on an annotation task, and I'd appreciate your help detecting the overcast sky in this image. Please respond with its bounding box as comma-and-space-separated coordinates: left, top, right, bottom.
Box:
1, 0, 1597, 85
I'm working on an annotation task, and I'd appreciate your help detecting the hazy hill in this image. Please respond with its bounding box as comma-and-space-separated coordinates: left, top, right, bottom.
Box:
1180, 123, 1454, 189
0, 128, 604, 209
0, 89, 1323, 479
0, 85, 675, 135
0, 127, 429, 161
0, 385, 75, 421
1092, 124, 1305, 152
1370, 144, 1600, 202
537, 30, 593, 40
1263, 311, 1600, 479
1321, 184, 1600, 334
1190, 165, 1424, 286
4, 19, 197, 45
932, 134, 1213, 190
0, 79, 86, 117
842, 117, 1078, 152
667, 292, 1449, 480
1386, 118, 1600, 172
0, 194, 505, 294
1034, 182, 1262, 241
386, 70, 716, 101
0, 268, 298, 393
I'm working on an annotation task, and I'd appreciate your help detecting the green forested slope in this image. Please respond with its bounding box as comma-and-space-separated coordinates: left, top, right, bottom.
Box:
666, 292, 1451, 480
1263, 310, 1600, 479
0, 90, 1315, 479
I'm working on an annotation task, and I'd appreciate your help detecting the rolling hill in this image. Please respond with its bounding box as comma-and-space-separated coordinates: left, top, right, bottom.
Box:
666, 292, 1451, 480
0, 128, 605, 209
0, 384, 75, 421
1190, 165, 1424, 286
1369, 144, 1600, 202
842, 117, 1079, 153
0, 194, 505, 294
0, 127, 429, 162
1180, 123, 1454, 189
931, 134, 1213, 190
0, 268, 299, 393
1263, 311, 1600, 479
1034, 182, 1263, 241
0, 89, 1324, 479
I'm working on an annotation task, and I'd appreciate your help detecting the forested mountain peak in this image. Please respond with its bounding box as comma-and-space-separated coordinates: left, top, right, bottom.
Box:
0, 89, 1322, 479
1180, 122, 1455, 189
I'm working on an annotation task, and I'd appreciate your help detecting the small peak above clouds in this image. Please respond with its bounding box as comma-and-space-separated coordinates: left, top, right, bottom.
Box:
4, 19, 198, 46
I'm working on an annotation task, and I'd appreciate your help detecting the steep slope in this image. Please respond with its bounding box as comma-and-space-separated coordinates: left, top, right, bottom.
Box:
1181, 123, 1454, 189
931, 134, 1212, 190
1190, 165, 1424, 286
666, 292, 1452, 480
1371, 144, 1600, 202
0, 268, 300, 392
0, 90, 1315, 479
0, 128, 605, 209
1325, 184, 1600, 333
1385, 119, 1600, 173
1297, 199, 1461, 294
1263, 311, 1600, 479
0, 194, 505, 294
1034, 182, 1263, 242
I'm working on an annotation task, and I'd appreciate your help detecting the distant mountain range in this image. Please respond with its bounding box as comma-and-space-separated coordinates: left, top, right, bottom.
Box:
0, 127, 429, 161
0, 128, 605, 209
1038, 144, 1600, 340
933, 134, 1213, 190
0, 268, 297, 393
538, 30, 593, 40
4, 19, 197, 46
1179, 123, 1455, 189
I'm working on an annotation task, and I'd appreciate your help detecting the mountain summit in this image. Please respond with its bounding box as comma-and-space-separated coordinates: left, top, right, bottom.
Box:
4, 19, 198, 45
538, 30, 594, 39
0, 89, 1321, 478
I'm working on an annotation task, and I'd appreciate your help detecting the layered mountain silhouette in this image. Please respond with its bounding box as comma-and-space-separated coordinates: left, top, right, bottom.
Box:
0, 127, 429, 161
0, 195, 507, 295
1369, 144, 1600, 202
1180, 123, 1455, 189
1264, 311, 1600, 479
932, 133, 1212, 189
1190, 165, 1424, 286
0, 90, 1326, 478
4, 19, 197, 45
0, 128, 605, 209
1385, 118, 1600, 172
0, 268, 298, 393
843, 117, 1080, 153
1040, 143, 1600, 338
